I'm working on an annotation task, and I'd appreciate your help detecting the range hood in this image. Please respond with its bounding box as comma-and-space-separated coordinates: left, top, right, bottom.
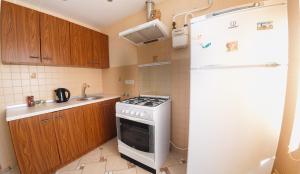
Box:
119, 19, 169, 46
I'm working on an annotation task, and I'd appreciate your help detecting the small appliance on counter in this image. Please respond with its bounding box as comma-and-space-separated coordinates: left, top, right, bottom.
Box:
54, 88, 71, 103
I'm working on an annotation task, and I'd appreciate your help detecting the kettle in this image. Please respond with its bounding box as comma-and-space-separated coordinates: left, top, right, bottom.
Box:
54, 88, 71, 103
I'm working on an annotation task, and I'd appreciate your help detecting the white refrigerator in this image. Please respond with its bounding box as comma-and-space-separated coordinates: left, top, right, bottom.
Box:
187, 1, 288, 174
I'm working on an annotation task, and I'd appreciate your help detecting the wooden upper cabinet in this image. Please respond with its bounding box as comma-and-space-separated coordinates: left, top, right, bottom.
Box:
1, 1, 41, 64
1, 2, 109, 68
70, 23, 93, 67
100, 34, 110, 69
40, 13, 71, 66
92, 31, 110, 69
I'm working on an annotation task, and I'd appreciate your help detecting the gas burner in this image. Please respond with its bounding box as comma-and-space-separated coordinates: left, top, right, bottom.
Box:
122, 96, 168, 107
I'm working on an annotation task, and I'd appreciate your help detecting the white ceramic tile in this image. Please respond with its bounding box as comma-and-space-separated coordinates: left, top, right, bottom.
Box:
81, 162, 106, 174
113, 168, 137, 174
12, 80, 22, 87
20, 65, 29, 72
56, 159, 80, 173
136, 167, 151, 174
21, 73, 30, 80
10, 65, 20, 72
106, 155, 128, 171
2, 72, 12, 80
11, 73, 21, 80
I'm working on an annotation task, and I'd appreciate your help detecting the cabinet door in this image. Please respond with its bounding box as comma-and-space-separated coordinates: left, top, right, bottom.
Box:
83, 104, 102, 149
1, 1, 41, 64
54, 110, 78, 164
100, 33, 110, 69
70, 23, 93, 67
38, 113, 61, 173
101, 99, 118, 142
71, 107, 88, 156
9, 117, 47, 174
40, 13, 71, 66
92, 32, 109, 69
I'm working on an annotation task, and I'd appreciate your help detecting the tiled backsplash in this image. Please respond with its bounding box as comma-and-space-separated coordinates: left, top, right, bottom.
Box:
0, 64, 103, 106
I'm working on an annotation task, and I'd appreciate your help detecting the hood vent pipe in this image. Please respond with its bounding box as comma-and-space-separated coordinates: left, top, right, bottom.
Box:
146, 0, 155, 21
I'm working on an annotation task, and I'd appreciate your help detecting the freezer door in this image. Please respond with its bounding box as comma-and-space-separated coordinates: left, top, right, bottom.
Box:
187, 66, 287, 174
190, 3, 288, 69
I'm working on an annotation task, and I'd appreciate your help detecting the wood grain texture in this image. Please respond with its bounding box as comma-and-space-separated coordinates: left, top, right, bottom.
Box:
1, 1, 41, 64
71, 107, 88, 157
38, 113, 61, 173
100, 33, 110, 69
101, 99, 118, 142
70, 23, 93, 67
54, 110, 78, 164
9, 99, 119, 173
91, 32, 110, 69
40, 13, 71, 66
9, 117, 46, 174
83, 103, 103, 149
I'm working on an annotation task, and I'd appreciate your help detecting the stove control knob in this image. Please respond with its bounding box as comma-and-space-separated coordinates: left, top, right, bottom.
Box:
140, 112, 145, 118
135, 112, 140, 116
125, 110, 130, 114
130, 111, 135, 115
121, 110, 125, 113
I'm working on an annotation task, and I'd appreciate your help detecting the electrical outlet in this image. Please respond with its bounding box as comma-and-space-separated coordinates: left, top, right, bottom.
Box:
124, 80, 134, 85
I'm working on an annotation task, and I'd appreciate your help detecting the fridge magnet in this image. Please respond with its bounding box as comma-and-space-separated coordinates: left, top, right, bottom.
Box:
226, 41, 238, 52
201, 42, 211, 49
257, 21, 273, 30
228, 20, 239, 29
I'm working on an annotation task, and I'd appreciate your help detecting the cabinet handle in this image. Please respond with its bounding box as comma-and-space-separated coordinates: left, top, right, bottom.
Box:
55, 115, 64, 119
41, 118, 51, 124
29, 56, 40, 59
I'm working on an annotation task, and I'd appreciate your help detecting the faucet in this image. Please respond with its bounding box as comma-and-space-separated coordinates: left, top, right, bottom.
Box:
82, 83, 90, 98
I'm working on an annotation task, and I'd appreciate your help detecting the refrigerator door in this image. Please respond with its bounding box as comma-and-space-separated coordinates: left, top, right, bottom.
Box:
187, 66, 287, 174
190, 3, 288, 69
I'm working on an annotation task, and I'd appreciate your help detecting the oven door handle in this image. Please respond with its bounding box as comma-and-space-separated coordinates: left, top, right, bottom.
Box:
116, 114, 155, 126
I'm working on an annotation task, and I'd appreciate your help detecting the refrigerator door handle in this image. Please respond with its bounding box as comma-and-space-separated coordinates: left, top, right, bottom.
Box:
193, 62, 283, 70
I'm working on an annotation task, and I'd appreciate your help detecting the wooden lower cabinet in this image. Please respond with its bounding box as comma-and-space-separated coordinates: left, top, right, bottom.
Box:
9, 113, 60, 174
9, 99, 119, 174
101, 99, 119, 142
54, 110, 78, 164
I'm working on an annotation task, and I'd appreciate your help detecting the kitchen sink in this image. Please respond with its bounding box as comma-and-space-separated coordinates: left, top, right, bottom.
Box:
77, 96, 103, 101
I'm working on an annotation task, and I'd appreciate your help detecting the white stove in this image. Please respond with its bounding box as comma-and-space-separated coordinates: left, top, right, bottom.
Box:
116, 95, 171, 173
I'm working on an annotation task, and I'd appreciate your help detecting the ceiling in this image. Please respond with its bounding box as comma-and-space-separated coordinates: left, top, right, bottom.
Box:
17, 0, 163, 28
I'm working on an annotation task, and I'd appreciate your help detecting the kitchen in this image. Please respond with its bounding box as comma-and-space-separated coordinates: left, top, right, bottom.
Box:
0, 0, 299, 174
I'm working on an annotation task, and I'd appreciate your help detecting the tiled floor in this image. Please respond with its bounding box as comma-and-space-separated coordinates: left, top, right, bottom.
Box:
56, 138, 187, 174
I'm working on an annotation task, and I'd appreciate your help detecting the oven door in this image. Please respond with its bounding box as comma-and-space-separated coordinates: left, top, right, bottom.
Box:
117, 118, 154, 153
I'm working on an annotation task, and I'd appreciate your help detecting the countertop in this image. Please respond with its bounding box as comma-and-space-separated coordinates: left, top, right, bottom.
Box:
6, 95, 120, 122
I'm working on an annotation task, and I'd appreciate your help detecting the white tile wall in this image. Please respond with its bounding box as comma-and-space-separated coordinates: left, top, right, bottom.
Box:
0, 64, 103, 106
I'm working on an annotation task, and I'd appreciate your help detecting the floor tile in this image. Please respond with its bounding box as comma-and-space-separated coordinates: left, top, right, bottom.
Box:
56, 159, 81, 174
168, 164, 187, 174
106, 155, 129, 171
81, 162, 106, 174
58, 170, 82, 174
79, 149, 101, 165
112, 168, 136, 174
100, 138, 119, 157
163, 151, 186, 167
136, 167, 152, 174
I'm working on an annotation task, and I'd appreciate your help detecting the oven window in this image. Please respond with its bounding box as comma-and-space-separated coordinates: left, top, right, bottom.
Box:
119, 118, 154, 153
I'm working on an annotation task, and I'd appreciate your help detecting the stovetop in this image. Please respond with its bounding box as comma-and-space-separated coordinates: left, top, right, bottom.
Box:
121, 96, 168, 107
